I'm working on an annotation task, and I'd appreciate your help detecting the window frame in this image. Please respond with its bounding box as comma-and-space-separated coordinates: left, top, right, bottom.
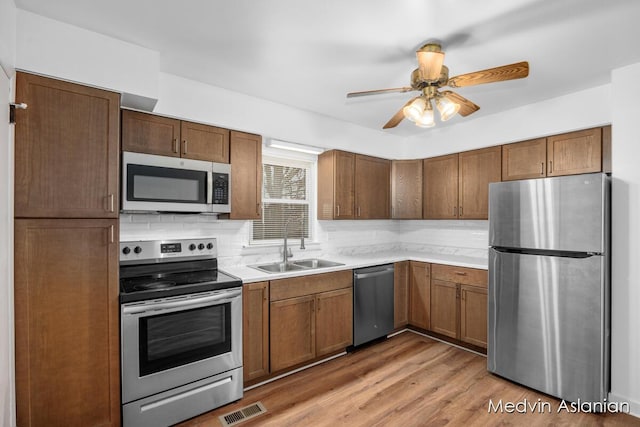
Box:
250, 146, 317, 246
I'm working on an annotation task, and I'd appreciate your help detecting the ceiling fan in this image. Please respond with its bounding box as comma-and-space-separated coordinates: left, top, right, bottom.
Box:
346, 43, 529, 129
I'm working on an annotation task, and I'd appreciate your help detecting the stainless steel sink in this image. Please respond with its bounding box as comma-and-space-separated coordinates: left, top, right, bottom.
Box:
251, 262, 307, 273
250, 258, 344, 274
292, 259, 344, 269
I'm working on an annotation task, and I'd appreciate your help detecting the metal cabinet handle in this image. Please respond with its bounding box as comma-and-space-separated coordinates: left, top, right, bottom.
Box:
540, 162, 544, 175
357, 206, 361, 217
317, 298, 320, 312
183, 140, 188, 154
107, 193, 114, 212
109, 225, 114, 243
336, 204, 340, 217
257, 203, 261, 216
549, 160, 553, 174
459, 206, 463, 217
311, 299, 315, 311
173, 138, 179, 153
453, 206, 457, 217
262, 287, 267, 302
455, 271, 467, 276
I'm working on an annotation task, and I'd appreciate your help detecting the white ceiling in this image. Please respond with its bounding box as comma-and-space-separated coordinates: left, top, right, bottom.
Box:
14, 0, 640, 136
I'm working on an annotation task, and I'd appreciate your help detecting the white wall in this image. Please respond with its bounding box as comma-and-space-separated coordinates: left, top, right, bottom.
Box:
16, 10, 159, 103
0, 0, 16, 426
155, 73, 405, 159
402, 84, 611, 159
609, 63, 640, 415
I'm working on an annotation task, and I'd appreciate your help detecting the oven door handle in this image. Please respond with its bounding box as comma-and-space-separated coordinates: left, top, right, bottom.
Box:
123, 290, 242, 315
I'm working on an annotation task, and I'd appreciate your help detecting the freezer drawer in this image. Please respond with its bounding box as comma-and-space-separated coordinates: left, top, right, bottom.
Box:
488, 173, 609, 252
488, 249, 609, 403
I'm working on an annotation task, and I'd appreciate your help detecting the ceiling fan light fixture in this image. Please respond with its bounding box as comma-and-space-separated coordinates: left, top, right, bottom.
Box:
436, 95, 461, 122
403, 97, 426, 122
416, 44, 444, 81
415, 99, 435, 128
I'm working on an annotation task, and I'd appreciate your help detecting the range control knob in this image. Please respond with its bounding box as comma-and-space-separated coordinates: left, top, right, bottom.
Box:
189, 244, 196, 251
207, 243, 214, 250
198, 243, 205, 250
122, 246, 131, 255
134, 246, 142, 254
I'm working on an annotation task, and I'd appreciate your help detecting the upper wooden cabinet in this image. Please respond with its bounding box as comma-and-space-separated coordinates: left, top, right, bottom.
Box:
458, 146, 502, 219
15, 72, 120, 218
547, 128, 602, 177
318, 151, 390, 220
502, 138, 547, 181
355, 154, 390, 219
121, 110, 230, 163
121, 110, 181, 157
423, 154, 459, 219
229, 131, 262, 219
318, 150, 356, 219
502, 127, 608, 181
391, 160, 423, 219
423, 147, 501, 220
15, 219, 120, 427
243, 281, 270, 384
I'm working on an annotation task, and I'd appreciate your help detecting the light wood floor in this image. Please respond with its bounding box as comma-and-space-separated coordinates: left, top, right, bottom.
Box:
177, 332, 640, 427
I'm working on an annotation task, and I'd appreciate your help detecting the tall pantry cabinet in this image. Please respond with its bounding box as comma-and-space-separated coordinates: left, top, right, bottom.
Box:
14, 72, 121, 427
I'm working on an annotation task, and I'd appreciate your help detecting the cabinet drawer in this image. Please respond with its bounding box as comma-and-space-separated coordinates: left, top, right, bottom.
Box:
431, 264, 487, 287
270, 270, 353, 301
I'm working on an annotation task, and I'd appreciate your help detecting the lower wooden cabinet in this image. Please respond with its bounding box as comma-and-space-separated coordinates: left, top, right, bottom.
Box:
242, 281, 270, 383
269, 270, 353, 373
408, 261, 431, 330
14, 219, 120, 427
393, 261, 409, 328
429, 264, 488, 348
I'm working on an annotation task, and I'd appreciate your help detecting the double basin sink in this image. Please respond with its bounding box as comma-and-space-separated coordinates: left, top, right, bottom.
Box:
250, 258, 344, 274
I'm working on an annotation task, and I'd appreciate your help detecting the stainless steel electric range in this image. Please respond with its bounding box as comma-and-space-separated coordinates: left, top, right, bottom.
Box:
119, 238, 243, 427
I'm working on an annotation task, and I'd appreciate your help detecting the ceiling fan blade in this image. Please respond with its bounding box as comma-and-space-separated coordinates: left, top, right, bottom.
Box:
347, 87, 414, 98
383, 98, 416, 129
447, 61, 529, 88
441, 91, 479, 117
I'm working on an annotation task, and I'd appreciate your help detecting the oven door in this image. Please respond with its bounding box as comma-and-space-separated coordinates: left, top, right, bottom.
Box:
122, 151, 214, 213
121, 288, 242, 403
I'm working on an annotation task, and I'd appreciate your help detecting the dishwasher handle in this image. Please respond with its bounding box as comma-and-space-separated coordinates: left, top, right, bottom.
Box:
354, 267, 395, 280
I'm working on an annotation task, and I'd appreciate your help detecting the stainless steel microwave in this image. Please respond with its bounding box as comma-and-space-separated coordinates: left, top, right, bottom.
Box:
122, 151, 231, 213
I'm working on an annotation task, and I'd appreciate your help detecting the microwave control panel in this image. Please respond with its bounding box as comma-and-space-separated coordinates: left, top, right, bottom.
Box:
212, 173, 229, 205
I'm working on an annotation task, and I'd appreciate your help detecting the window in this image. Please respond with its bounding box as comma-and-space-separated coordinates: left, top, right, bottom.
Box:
252, 152, 315, 243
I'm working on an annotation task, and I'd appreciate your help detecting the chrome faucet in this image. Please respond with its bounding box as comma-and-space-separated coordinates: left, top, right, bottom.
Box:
282, 216, 305, 264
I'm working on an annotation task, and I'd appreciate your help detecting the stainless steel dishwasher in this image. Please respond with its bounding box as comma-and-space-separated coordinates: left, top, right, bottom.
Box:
353, 264, 395, 347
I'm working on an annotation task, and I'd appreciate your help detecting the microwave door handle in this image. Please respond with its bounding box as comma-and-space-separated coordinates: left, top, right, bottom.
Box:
207, 171, 213, 204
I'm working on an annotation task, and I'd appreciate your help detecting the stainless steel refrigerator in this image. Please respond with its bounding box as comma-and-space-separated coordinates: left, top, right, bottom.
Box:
488, 172, 610, 404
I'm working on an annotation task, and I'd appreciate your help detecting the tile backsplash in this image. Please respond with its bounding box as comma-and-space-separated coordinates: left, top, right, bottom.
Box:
120, 214, 489, 267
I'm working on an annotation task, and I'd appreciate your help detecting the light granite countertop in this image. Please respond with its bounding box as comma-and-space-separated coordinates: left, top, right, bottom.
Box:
222, 251, 488, 284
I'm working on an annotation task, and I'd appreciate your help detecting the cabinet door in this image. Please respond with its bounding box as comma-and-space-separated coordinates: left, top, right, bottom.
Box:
242, 281, 270, 383
230, 131, 262, 219
355, 154, 390, 219
423, 154, 458, 219
316, 288, 353, 356
430, 279, 459, 339
460, 284, 488, 348
334, 151, 356, 219
502, 138, 547, 181
15, 72, 120, 218
270, 295, 315, 372
408, 261, 430, 330
391, 160, 423, 219
180, 121, 230, 163
15, 219, 120, 427
547, 128, 602, 176
394, 261, 409, 328
458, 146, 502, 219
121, 110, 181, 157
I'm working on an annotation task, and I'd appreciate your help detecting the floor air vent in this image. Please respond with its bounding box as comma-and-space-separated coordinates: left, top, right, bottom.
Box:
219, 402, 267, 426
